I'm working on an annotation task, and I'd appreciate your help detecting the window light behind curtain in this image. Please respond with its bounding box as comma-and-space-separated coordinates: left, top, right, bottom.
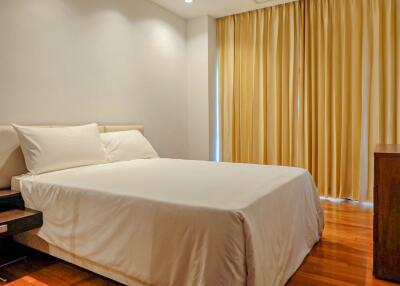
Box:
217, 0, 399, 202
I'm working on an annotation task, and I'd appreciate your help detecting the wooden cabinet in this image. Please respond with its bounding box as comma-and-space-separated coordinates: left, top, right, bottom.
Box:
374, 145, 400, 283
0, 189, 43, 282
0, 189, 42, 239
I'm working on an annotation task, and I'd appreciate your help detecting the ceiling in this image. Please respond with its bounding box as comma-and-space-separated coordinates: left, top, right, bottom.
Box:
150, 0, 297, 19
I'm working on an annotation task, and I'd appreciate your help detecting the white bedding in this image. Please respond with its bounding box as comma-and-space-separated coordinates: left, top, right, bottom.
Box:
17, 159, 324, 286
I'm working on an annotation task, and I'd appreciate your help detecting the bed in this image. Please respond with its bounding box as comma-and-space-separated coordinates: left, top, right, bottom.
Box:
0, 125, 324, 286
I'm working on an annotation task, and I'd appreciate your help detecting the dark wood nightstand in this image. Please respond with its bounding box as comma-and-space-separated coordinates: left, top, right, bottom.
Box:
374, 145, 400, 283
0, 190, 43, 282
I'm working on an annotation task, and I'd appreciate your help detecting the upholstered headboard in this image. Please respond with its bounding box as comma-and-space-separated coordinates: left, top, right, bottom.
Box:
0, 125, 144, 189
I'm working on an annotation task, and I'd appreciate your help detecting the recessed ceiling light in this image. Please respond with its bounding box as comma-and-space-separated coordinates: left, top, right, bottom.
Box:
185, 0, 193, 3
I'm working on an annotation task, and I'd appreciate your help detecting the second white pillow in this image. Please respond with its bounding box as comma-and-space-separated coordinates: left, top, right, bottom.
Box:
101, 130, 159, 163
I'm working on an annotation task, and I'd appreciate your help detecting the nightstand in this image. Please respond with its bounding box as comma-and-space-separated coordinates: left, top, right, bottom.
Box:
0, 190, 43, 282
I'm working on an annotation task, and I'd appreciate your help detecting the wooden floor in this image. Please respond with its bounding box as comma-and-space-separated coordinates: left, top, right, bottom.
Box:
0, 200, 397, 286
286, 200, 396, 286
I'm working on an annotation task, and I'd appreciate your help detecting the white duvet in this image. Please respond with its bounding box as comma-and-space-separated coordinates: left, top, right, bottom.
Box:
18, 158, 324, 286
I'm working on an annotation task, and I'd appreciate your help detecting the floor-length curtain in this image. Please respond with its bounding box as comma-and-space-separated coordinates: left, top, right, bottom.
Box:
217, 0, 400, 201
363, 0, 400, 202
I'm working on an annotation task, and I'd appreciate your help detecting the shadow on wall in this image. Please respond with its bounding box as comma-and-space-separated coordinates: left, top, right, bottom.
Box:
0, 0, 188, 159
63, 0, 183, 27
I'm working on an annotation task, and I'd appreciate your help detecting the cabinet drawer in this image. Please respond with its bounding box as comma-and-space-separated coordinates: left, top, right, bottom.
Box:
0, 209, 42, 238
0, 191, 24, 210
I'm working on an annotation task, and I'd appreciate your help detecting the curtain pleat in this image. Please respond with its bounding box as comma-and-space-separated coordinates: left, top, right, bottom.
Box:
217, 0, 400, 201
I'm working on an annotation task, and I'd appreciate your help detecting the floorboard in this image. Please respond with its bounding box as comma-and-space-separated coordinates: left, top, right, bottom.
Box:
0, 200, 397, 286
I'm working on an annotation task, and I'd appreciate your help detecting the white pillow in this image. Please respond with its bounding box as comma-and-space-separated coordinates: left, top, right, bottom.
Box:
13, 123, 107, 174
101, 130, 158, 163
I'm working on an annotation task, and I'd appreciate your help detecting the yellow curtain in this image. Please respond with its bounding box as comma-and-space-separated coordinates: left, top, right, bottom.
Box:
364, 0, 400, 201
217, 0, 400, 201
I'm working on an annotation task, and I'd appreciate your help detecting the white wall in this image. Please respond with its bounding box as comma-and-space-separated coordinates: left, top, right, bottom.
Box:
0, 0, 188, 158
186, 16, 217, 160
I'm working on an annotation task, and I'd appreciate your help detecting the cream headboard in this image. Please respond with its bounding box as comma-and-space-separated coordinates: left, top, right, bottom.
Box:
0, 125, 144, 190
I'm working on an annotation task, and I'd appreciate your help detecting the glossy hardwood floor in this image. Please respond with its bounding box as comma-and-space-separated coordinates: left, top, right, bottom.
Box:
287, 200, 396, 286
0, 200, 397, 286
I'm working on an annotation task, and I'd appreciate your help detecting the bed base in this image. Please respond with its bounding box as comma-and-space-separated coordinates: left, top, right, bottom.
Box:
14, 230, 146, 286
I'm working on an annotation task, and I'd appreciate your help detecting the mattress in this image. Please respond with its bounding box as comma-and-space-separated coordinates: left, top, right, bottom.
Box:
15, 158, 324, 286
11, 175, 23, 192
